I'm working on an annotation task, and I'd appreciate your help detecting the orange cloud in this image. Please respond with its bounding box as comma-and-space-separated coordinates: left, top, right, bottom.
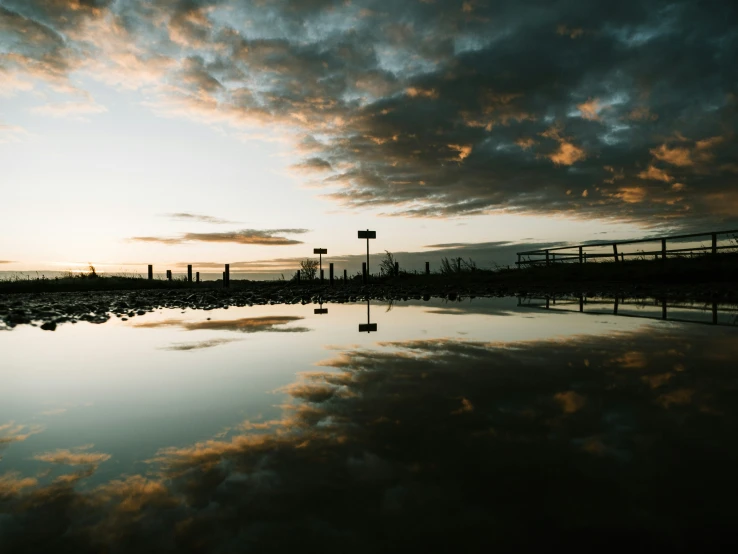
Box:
637, 165, 673, 182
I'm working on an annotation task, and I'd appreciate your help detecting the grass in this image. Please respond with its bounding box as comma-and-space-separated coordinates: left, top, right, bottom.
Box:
2, 253, 737, 294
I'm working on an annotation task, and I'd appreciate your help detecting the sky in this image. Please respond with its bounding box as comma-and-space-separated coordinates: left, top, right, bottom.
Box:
1, 0, 736, 277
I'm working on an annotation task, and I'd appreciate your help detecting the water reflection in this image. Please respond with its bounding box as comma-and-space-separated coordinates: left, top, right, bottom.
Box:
2, 321, 737, 551
134, 315, 311, 333
519, 295, 738, 326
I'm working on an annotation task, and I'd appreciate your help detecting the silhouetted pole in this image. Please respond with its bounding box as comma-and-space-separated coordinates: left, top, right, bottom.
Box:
343, 269, 347, 281
296, 270, 301, 283
426, 262, 430, 275
329, 263, 334, 286
661, 239, 667, 261
578, 247, 583, 264
579, 294, 583, 312
662, 298, 667, 319
712, 233, 718, 255
148, 265, 153, 280
545, 251, 550, 266
358, 230, 376, 283
713, 302, 718, 324
196, 271, 200, 283
314, 249, 327, 283
224, 264, 230, 288
362, 262, 367, 284
613, 244, 619, 262
614, 297, 619, 315
394, 261, 399, 276
320, 269, 324, 282
187, 265, 192, 282
166, 270, 172, 281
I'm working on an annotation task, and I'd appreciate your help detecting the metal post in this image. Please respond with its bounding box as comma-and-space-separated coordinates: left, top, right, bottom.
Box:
579, 295, 583, 312
662, 298, 667, 320
329, 263, 334, 286
344, 269, 347, 281
187, 265, 192, 282
394, 261, 399, 276
545, 251, 550, 266
196, 271, 200, 283
166, 270, 172, 281
320, 269, 324, 283
362, 262, 367, 284
426, 261, 430, 275
225, 264, 230, 288
517, 254, 521, 266
578, 247, 583, 264
662, 239, 667, 261
613, 244, 619, 262
366, 231, 370, 280
148, 265, 153, 280
712, 233, 717, 255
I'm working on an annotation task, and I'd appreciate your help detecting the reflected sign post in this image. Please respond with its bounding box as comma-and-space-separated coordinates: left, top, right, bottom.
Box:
357, 230, 376, 284
313, 248, 327, 282
358, 299, 378, 333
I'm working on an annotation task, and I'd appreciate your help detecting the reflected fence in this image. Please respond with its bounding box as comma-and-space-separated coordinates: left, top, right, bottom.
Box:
517, 294, 738, 327
516, 229, 738, 267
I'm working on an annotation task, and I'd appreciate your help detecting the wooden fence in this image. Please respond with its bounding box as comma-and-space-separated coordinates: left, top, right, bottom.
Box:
516, 229, 738, 267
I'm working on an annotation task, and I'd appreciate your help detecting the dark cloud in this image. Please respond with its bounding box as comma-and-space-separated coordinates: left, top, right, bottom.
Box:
0, 261, 13, 264
2, 0, 737, 229
164, 213, 235, 224
129, 229, 309, 246
2, 326, 738, 550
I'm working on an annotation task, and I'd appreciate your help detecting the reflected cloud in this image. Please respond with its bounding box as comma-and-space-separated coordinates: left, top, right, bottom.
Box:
135, 316, 310, 334
2, 327, 738, 549
161, 338, 243, 351
33, 445, 111, 467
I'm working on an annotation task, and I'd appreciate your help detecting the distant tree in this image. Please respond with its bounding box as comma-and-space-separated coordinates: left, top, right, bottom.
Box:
300, 258, 319, 280
379, 250, 396, 277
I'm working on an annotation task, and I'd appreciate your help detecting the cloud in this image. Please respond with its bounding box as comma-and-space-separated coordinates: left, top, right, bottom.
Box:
135, 316, 309, 334
0, 0, 737, 229
33, 445, 111, 467
129, 229, 309, 246
160, 338, 243, 351
164, 213, 235, 224
0, 260, 14, 264
0, 121, 28, 144
30, 99, 107, 119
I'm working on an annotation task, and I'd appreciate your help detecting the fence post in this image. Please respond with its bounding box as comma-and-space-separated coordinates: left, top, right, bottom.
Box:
224, 264, 230, 288
712, 233, 717, 255
187, 265, 192, 282
362, 262, 367, 284
545, 251, 550, 266
662, 239, 667, 261
167, 270, 172, 281
148, 265, 153, 280
578, 247, 583, 264
613, 244, 619, 262
579, 294, 584, 312
196, 271, 200, 283
329, 263, 334, 286
394, 261, 399, 276
344, 269, 347, 281
426, 261, 430, 275
662, 298, 667, 320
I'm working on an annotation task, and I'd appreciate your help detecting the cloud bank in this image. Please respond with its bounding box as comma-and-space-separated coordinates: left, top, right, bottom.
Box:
1, 1, 737, 229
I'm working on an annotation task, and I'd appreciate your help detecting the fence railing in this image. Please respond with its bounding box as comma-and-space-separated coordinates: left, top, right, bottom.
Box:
515, 229, 738, 267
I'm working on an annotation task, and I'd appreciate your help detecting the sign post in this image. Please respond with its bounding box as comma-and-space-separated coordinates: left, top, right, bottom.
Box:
358, 299, 377, 333
313, 248, 327, 282
357, 230, 376, 284
314, 302, 328, 315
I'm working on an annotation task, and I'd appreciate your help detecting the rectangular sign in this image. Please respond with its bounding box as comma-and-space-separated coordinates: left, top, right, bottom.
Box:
314, 308, 328, 314
313, 248, 327, 254
358, 231, 376, 239
358, 323, 378, 332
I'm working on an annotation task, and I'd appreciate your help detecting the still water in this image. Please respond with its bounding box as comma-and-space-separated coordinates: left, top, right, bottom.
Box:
1, 297, 737, 551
